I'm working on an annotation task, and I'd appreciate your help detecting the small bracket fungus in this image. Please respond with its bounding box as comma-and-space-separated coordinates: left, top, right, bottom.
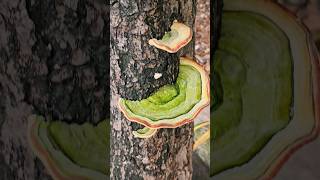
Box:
133, 127, 158, 138
119, 57, 210, 138
27, 115, 108, 180
148, 20, 192, 53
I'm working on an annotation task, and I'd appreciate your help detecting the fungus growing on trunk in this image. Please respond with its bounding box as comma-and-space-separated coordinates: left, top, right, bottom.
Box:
119, 57, 209, 138
210, 0, 320, 178
132, 127, 158, 138
27, 115, 108, 180
148, 20, 192, 53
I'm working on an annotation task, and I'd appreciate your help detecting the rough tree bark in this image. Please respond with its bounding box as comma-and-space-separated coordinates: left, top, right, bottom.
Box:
0, 0, 109, 179
110, 0, 196, 179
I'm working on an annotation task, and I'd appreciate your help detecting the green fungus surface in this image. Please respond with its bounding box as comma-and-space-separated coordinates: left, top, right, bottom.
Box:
161, 30, 179, 42
48, 121, 109, 175
211, 11, 293, 175
124, 65, 202, 121
32, 116, 108, 179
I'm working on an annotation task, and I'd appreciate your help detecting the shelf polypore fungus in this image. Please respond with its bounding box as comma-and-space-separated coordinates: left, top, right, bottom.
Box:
132, 127, 158, 138
119, 57, 209, 133
27, 115, 108, 180
148, 20, 192, 53
210, 0, 320, 178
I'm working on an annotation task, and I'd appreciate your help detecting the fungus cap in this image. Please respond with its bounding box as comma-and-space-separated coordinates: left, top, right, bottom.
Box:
148, 21, 192, 53
27, 115, 108, 180
132, 127, 158, 138
119, 57, 210, 129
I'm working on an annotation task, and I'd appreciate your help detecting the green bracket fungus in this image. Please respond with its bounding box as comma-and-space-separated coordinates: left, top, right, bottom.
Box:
211, 0, 320, 179
119, 57, 210, 138
148, 20, 192, 53
132, 127, 158, 139
27, 115, 109, 180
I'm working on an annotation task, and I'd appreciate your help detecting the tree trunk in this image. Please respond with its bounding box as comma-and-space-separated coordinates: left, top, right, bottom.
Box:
110, 0, 196, 179
0, 0, 108, 179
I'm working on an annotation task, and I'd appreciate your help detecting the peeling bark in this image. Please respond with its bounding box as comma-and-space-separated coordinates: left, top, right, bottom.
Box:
110, 0, 196, 179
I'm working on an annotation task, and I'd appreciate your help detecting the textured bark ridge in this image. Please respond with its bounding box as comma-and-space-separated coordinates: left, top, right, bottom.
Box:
0, 0, 108, 179
25, 0, 109, 124
110, 0, 196, 179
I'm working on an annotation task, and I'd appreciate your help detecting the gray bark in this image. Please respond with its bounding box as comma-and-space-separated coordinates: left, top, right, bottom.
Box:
0, 0, 109, 179
110, 0, 196, 179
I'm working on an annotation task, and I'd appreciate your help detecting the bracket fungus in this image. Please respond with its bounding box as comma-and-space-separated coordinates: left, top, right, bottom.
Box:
119, 57, 210, 138
28, 115, 108, 180
211, 0, 320, 179
132, 127, 158, 139
148, 20, 192, 53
